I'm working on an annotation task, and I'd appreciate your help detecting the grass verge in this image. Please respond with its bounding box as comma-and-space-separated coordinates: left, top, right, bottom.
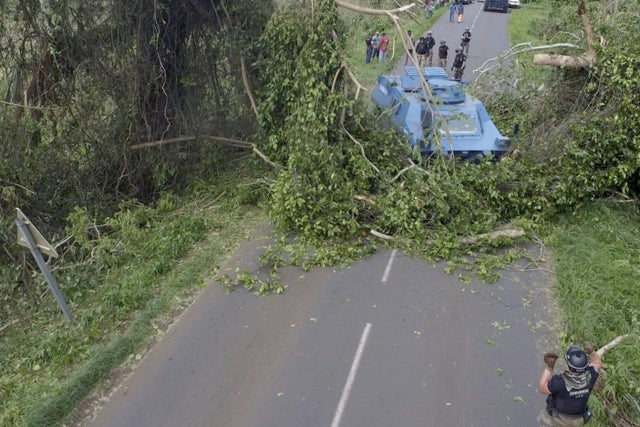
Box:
549, 201, 640, 426
0, 178, 267, 427
341, 4, 447, 87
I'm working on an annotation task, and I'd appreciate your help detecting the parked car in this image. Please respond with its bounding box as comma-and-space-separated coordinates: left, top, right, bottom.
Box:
508, 0, 521, 8
483, 0, 508, 12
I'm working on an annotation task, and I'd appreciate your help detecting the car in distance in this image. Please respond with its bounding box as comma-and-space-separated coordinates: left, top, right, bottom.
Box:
483, 0, 508, 12
508, 0, 520, 7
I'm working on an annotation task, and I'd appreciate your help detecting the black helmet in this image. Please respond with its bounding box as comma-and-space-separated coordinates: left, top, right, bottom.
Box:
565, 346, 589, 372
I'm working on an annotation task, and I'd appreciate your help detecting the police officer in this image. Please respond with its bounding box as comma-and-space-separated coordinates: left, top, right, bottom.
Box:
424, 30, 436, 66
415, 37, 429, 67
438, 39, 449, 69
537, 343, 602, 426
461, 27, 472, 55
451, 48, 466, 80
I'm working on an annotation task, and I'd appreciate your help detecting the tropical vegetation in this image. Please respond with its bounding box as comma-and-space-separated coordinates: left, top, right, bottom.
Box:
1, 0, 639, 425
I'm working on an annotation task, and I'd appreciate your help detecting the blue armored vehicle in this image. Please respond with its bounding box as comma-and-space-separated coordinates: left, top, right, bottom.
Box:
371, 66, 511, 160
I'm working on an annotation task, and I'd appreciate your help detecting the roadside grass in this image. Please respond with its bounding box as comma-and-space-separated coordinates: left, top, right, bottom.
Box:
0, 172, 267, 427
507, 4, 640, 423
548, 201, 640, 425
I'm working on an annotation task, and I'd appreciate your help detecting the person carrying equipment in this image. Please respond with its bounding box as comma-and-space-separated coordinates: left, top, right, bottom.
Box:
451, 48, 466, 81
461, 27, 471, 56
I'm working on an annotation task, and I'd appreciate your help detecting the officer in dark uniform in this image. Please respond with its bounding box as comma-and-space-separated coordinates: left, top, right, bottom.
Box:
424, 30, 436, 66
537, 343, 602, 426
451, 48, 466, 80
461, 27, 472, 55
438, 39, 449, 69
415, 37, 429, 67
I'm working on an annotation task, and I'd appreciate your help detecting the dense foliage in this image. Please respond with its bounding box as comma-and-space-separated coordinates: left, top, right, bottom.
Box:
1, 0, 640, 424
0, 0, 270, 326
252, 0, 640, 423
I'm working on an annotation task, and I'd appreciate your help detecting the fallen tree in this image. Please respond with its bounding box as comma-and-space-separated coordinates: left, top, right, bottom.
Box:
533, 0, 598, 69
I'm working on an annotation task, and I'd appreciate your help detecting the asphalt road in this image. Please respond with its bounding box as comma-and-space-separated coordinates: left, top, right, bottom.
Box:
401, 0, 511, 81
85, 224, 554, 427
84, 6, 553, 427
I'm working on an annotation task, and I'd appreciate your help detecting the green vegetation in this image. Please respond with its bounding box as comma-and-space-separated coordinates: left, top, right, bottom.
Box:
1, 175, 266, 426
341, 4, 447, 86
1, 0, 640, 425
550, 201, 640, 426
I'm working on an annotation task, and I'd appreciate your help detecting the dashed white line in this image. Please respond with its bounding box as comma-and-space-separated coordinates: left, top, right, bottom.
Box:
381, 249, 397, 283
330, 323, 372, 427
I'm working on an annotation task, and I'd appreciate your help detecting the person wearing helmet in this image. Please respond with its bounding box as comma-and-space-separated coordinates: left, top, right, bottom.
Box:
438, 39, 449, 69
451, 47, 466, 81
461, 27, 472, 55
537, 342, 602, 426
424, 31, 436, 66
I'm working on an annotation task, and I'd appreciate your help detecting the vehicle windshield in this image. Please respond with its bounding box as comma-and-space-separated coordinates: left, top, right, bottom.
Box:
439, 113, 478, 135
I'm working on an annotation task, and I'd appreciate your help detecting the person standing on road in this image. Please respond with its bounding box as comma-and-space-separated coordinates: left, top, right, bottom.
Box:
415, 37, 429, 67
457, 2, 464, 23
438, 39, 449, 69
425, 30, 436, 66
451, 48, 466, 80
378, 32, 389, 62
449, 2, 457, 22
537, 343, 602, 427
405, 30, 416, 65
461, 27, 472, 55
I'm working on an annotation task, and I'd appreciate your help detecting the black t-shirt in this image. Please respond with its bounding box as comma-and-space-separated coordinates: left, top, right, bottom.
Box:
453, 53, 465, 67
548, 367, 599, 415
438, 45, 448, 58
416, 42, 428, 55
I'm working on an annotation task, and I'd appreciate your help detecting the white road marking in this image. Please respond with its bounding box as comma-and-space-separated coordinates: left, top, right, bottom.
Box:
381, 249, 397, 283
330, 323, 372, 427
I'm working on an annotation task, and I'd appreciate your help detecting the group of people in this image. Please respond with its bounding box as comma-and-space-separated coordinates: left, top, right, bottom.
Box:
389, 27, 470, 81
364, 31, 390, 64
364, 18, 474, 81
449, 0, 466, 23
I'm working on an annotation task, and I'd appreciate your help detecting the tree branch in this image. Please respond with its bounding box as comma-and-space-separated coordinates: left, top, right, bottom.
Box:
342, 127, 381, 174
334, 0, 415, 15
597, 334, 630, 357
252, 144, 281, 169
130, 135, 252, 150
532, 0, 598, 69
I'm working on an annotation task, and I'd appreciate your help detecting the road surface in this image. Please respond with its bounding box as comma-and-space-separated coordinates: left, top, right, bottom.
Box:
84, 5, 554, 427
